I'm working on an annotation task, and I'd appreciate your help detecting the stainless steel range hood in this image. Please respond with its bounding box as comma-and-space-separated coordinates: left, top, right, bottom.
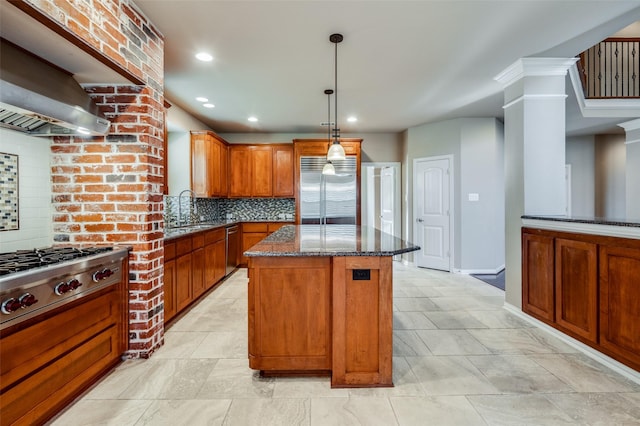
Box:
0, 38, 110, 136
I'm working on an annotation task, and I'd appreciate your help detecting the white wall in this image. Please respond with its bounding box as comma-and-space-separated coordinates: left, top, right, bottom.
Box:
0, 128, 53, 251
595, 134, 626, 218
403, 118, 505, 272
566, 136, 596, 217
459, 119, 505, 273
166, 103, 213, 196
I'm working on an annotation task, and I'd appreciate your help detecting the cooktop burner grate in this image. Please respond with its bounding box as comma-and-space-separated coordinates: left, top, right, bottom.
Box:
0, 247, 114, 276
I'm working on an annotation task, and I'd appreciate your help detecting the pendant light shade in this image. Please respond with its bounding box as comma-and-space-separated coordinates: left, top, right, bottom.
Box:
322, 161, 336, 175
327, 142, 346, 161
327, 33, 346, 161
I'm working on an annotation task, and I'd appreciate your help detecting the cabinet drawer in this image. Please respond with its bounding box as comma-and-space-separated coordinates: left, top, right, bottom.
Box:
192, 233, 205, 249
243, 223, 268, 233
205, 228, 226, 244
176, 237, 192, 256
164, 242, 176, 260
268, 223, 286, 233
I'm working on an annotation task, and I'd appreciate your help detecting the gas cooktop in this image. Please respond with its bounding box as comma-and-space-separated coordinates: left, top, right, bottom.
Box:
0, 247, 114, 276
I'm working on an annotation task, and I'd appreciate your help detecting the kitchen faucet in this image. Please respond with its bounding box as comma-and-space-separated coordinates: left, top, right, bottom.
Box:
177, 189, 197, 227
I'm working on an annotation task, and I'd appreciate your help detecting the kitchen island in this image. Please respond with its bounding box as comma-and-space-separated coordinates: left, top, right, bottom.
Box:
244, 225, 419, 388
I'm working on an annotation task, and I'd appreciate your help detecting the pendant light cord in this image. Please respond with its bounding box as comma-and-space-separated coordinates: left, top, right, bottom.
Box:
334, 38, 338, 142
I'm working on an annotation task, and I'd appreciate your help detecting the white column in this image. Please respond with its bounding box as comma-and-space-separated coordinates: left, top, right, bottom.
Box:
618, 118, 640, 219
494, 58, 577, 308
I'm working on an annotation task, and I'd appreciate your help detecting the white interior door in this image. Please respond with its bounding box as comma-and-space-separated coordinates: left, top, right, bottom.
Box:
414, 157, 451, 271
380, 166, 395, 236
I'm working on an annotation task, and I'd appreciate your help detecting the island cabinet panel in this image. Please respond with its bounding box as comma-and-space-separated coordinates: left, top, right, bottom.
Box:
555, 239, 598, 342
599, 245, 640, 370
332, 256, 393, 388
522, 232, 555, 323
248, 257, 332, 371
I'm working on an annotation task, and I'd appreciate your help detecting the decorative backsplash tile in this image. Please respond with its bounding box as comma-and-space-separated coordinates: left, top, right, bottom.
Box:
0, 152, 19, 231
164, 196, 295, 228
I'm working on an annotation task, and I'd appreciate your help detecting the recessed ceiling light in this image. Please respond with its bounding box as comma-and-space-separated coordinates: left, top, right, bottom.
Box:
203, 103, 215, 108
248, 116, 258, 122
195, 52, 213, 62
196, 97, 208, 102
347, 116, 358, 123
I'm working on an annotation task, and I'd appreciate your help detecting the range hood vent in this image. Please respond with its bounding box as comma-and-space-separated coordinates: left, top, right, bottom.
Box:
0, 38, 110, 137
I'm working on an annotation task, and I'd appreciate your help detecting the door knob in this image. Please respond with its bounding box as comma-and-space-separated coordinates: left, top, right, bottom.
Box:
416, 218, 424, 223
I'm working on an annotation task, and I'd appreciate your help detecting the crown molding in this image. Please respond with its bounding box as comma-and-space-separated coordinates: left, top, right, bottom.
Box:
494, 58, 578, 87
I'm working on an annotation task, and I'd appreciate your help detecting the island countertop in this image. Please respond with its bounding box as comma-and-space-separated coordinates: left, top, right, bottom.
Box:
244, 225, 419, 257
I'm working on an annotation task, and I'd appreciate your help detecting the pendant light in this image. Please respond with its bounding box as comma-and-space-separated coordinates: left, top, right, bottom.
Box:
327, 33, 346, 161
322, 89, 336, 175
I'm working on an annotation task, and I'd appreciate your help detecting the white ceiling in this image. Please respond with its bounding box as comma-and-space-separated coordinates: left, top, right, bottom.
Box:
133, 1, 640, 135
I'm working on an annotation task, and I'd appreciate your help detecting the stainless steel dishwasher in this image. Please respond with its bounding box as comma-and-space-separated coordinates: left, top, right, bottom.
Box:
225, 225, 239, 275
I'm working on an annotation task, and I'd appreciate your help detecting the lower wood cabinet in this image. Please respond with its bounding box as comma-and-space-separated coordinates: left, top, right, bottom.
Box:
599, 245, 640, 369
240, 222, 289, 265
164, 226, 228, 325
522, 227, 640, 372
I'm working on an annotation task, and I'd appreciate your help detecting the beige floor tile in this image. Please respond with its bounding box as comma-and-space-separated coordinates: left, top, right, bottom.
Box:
153, 331, 208, 359
467, 328, 574, 355
424, 310, 489, 329
50, 399, 152, 425
406, 355, 498, 395
545, 392, 640, 425
190, 331, 247, 358
348, 357, 425, 397
468, 394, 579, 425
416, 329, 491, 355
310, 397, 398, 425
531, 354, 640, 393
135, 399, 231, 425
197, 358, 275, 399
393, 311, 437, 330
273, 376, 349, 398
390, 396, 487, 425
393, 330, 433, 356
224, 398, 310, 425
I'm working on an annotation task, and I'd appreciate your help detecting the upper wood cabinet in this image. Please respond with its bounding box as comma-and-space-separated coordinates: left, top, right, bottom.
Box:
273, 145, 294, 197
228, 144, 294, 198
190, 131, 228, 198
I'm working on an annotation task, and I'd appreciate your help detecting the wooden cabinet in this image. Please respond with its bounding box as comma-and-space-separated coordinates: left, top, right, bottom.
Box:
176, 239, 193, 312
249, 256, 332, 372
190, 131, 228, 197
228, 144, 294, 198
599, 245, 640, 369
555, 238, 598, 342
192, 234, 206, 299
164, 241, 177, 322
240, 222, 290, 265
273, 145, 294, 197
522, 227, 640, 372
522, 232, 555, 323
165, 226, 229, 326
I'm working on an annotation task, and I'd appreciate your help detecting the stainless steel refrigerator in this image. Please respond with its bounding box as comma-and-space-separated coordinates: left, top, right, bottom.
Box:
299, 156, 357, 224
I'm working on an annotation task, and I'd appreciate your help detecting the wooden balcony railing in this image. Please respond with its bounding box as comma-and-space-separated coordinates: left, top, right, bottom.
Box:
578, 38, 639, 99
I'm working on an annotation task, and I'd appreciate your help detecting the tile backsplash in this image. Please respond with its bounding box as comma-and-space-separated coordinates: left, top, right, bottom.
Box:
164, 196, 295, 228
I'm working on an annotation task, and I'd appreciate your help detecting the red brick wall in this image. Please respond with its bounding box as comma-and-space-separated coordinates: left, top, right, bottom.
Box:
26, 0, 166, 358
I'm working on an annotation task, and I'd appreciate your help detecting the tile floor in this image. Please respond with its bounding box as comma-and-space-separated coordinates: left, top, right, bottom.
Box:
50, 263, 640, 425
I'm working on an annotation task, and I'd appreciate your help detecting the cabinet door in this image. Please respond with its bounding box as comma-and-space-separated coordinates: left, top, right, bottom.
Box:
229, 146, 252, 197
599, 245, 640, 369
273, 146, 294, 197
204, 243, 216, 287
209, 138, 222, 196
241, 232, 268, 265
176, 253, 192, 311
252, 146, 273, 197
192, 247, 205, 298
164, 259, 176, 323
219, 143, 228, 197
190, 133, 212, 197
213, 239, 226, 283
522, 231, 555, 323
555, 238, 597, 342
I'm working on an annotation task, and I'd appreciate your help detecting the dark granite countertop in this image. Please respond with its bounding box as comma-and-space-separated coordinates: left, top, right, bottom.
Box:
522, 215, 640, 228
164, 219, 296, 241
244, 225, 420, 257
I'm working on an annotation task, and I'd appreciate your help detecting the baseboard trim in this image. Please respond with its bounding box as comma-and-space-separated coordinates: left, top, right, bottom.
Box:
455, 265, 505, 275
503, 303, 640, 385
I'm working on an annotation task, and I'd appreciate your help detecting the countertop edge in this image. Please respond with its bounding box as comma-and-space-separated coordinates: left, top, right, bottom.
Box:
522, 217, 640, 239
